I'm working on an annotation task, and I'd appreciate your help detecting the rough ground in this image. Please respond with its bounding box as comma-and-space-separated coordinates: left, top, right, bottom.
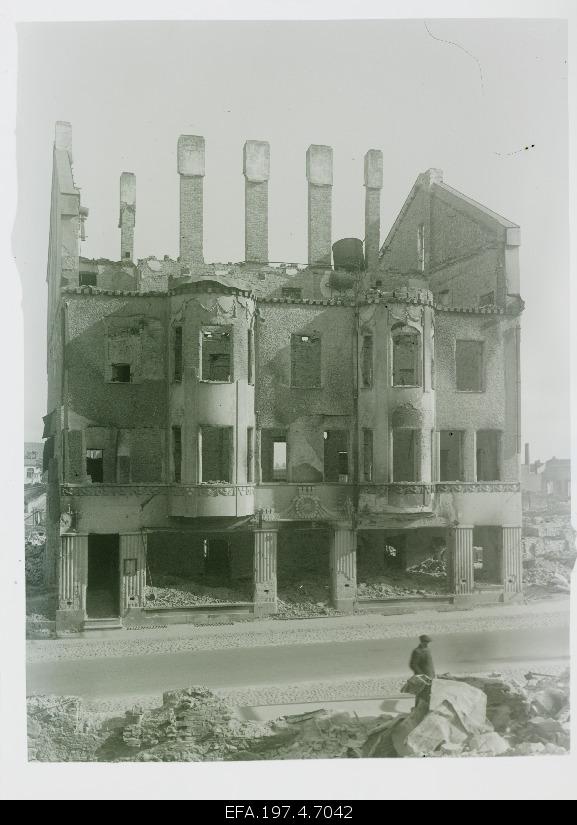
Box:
27, 667, 570, 762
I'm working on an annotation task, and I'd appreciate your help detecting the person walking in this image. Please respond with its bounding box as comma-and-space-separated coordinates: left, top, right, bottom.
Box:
409, 635, 436, 679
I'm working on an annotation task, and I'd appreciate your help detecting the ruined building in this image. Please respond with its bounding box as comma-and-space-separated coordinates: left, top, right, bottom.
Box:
44, 122, 524, 632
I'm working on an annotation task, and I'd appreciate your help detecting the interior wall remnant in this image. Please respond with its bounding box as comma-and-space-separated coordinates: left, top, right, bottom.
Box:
439, 430, 464, 481
476, 430, 501, 481
201, 427, 232, 483
392, 429, 420, 481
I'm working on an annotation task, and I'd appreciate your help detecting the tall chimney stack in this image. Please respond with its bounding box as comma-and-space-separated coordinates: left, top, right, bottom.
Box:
306, 145, 333, 266
119, 172, 136, 261
525, 442, 530, 466
55, 121, 73, 156
364, 149, 383, 271
178, 135, 205, 265
243, 140, 270, 263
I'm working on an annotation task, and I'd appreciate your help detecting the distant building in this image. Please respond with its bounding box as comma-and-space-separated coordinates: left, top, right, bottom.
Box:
24, 484, 46, 537
24, 442, 44, 485
44, 122, 524, 633
520, 443, 570, 500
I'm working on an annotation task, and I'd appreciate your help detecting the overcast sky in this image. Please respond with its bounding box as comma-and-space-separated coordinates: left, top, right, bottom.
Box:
15, 19, 569, 462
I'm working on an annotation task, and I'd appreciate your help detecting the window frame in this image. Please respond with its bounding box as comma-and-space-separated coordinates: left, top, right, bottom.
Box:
391, 324, 422, 388
199, 325, 234, 384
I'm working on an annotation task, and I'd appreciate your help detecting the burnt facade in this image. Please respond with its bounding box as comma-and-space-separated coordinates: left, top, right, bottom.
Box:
44, 122, 524, 632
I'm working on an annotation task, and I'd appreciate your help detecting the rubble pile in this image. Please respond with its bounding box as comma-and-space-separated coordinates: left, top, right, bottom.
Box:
145, 575, 251, 608
522, 502, 576, 600
27, 671, 570, 762
357, 567, 448, 600
276, 581, 341, 618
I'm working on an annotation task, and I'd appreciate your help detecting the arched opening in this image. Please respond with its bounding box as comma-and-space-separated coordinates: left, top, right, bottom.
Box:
392, 323, 422, 387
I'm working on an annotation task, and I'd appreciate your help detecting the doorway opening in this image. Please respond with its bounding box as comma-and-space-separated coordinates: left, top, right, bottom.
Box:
86, 534, 120, 617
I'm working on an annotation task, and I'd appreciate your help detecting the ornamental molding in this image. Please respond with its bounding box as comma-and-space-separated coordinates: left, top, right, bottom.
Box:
285, 486, 338, 521
435, 482, 520, 493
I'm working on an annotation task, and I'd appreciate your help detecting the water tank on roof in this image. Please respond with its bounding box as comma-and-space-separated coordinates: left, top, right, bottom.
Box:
332, 238, 365, 272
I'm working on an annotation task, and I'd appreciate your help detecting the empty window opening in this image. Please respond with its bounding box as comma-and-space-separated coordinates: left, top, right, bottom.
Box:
282, 287, 302, 299
172, 426, 182, 483
79, 272, 97, 287
392, 325, 422, 387
247, 328, 254, 385
476, 430, 501, 481
201, 427, 232, 483
456, 340, 483, 392
261, 430, 288, 482
173, 326, 183, 382
361, 335, 373, 388
438, 289, 450, 306
363, 428, 373, 482
247, 427, 254, 483
392, 429, 420, 482
417, 223, 425, 272
124, 252, 131, 259
86, 534, 120, 618
439, 430, 465, 481
86, 449, 104, 483
324, 430, 349, 482
291, 333, 321, 388
479, 291, 495, 307
111, 363, 131, 383
201, 327, 232, 382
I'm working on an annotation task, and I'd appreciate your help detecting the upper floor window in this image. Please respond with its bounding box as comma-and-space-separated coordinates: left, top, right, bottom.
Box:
392, 429, 420, 482
201, 326, 232, 382
439, 430, 465, 481
323, 430, 349, 483
392, 324, 422, 387
456, 340, 483, 392
363, 428, 373, 482
247, 328, 254, 385
417, 223, 425, 272
261, 430, 288, 482
476, 430, 501, 481
79, 272, 97, 287
361, 335, 373, 388
111, 363, 131, 383
86, 449, 104, 483
173, 326, 183, 382
291, 333, 321, 388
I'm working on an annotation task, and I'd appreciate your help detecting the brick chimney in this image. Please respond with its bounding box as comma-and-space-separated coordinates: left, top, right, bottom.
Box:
306, 145, 333, 266
243, 140, 270, 263
364, 149, 383, 272
178, 135, 205, 264
119, 172, 136, 261
525, 443, 530, 466
55, 121, 73, 156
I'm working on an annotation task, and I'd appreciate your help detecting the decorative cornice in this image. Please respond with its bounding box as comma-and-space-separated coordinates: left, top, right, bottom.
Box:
435, 482, 520, 493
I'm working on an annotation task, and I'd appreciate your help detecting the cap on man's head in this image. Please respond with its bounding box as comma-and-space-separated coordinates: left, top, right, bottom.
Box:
419, 635, 432, 643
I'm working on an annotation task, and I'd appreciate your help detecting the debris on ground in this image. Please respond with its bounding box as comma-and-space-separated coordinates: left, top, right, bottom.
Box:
522, 496, 575, 601
357, 565, 448, 600
276, 580, 341, 618
28, 668, 570, 762
144, 574, 251, 608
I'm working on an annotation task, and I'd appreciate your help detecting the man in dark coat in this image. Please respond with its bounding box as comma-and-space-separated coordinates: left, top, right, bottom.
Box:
409, 635, 436, 679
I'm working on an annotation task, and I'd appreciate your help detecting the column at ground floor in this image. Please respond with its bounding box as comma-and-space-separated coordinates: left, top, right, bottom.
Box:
119, 533, 148, 615
502, 525, 523, 596
329, 526, 357, 613
447, 525, 474, 595
253, 529, 278, 617
56, 534, 88, 632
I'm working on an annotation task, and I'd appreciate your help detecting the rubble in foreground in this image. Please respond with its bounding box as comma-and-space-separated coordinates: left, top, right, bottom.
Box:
28, 669, 570, 762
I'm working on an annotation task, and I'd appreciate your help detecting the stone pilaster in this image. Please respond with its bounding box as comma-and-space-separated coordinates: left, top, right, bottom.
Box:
330, 527, 357, 612
56, 534, 88, 632
502, 526, 523, 595
253, 529, 277, 616
119, 172, 136, 261
447, 525, 474, 595
119, 533, 147, 613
